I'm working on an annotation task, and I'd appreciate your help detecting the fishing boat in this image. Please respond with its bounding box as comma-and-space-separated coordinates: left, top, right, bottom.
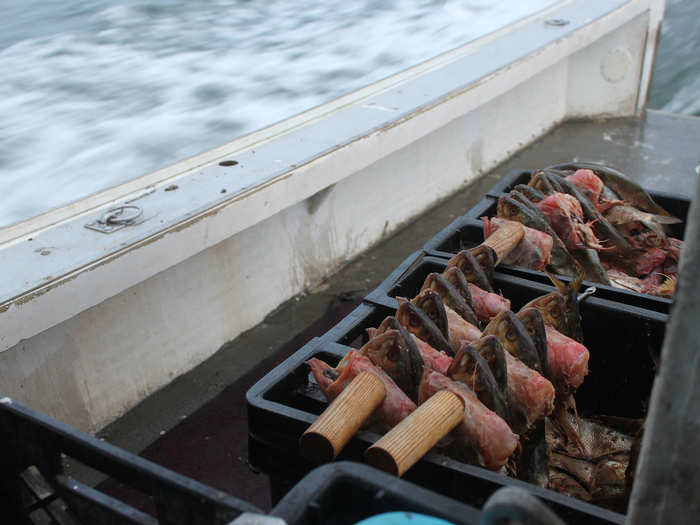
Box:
2, 0, 699, 522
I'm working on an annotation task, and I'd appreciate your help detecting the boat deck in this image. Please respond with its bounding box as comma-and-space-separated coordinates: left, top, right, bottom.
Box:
89, 110, 700, 512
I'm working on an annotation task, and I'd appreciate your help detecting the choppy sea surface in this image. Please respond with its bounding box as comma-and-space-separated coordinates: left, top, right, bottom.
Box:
1, 0, 697, 228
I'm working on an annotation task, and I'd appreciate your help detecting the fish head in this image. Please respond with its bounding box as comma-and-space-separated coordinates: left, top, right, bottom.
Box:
422, 273, 479, 326
469, 245, 497, 284
396, 300, 455, 356
605, 205, 679, 249
376, 315, 402, 335
538, 193, 603, 251
447, 343, 479, 386
446, 250, 492, 292
566, 169, 605, 206
420, 273, 439, 293
525, 292, 568, 334
516, 307, 548, 376
514, 184, 545, 203
483, 310, 541, 372
498, 195, 551, 234
411, 289, 449, 339
545, 270, 584, 342
306, 357, 339, 393
442, 267, 473, 306
469, 335, 508, 394
376, 316, 423, 366
448, 341, 509, 421
359, 329, 424, 402
497, 195, 525, 221
509, 190, 543, 217
529, 170, 557, 195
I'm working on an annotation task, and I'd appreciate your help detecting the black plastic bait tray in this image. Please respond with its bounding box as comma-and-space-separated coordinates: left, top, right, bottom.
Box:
357, 254, 665, 420
423, 170, 691, 314
247, 257, 667, 523
247, 335, 623, 525
271, 462, 482, 525
483, 170, 692, 222
365, 251, 669, 334
1, 396, 485, 525
0, 398, 261, 525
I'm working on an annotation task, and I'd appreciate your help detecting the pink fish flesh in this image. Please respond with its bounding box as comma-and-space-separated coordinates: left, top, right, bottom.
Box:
307, 350, 416, 432
468, 283, 510, 322
410, 335, 452, 375
504, 351, 555, 426
544, 325, 589, 393
418, 370, 518, 470
634, 247, 668, 277
565, 169, 621, 212
537, 193, 603, 251
445, 305, 482, 347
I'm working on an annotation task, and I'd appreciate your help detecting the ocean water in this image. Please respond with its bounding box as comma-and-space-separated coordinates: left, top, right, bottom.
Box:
0, 0, 696, 228
647, 0, 700, 114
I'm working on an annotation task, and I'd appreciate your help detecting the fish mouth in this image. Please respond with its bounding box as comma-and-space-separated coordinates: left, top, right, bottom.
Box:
469, 335, 508, 395
411, 289, 449, 339
359, 329, 424, 402
483, 310, 541, 373
422, 272, 479, 327
516, 307, 548, 377
446, 250, 494, 293
396, 301, 455, 356
448, 341, 509, 421
469, 245, 497, 284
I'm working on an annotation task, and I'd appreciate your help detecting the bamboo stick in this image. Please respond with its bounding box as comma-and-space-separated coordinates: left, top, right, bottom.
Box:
299, 372, 386, 464
481, 219, 524, 264
364, 390, 464, 476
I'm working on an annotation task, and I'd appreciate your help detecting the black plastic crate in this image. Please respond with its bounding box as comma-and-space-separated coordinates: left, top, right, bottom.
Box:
0, 398, 260, 524
246, 335, 623, 524
484, 170, 692, 228
271, 462, 482, 525
247, 264, 666, 523
424, 221, 676, 315
361, 257, 665, 419
423, 170, 690, 314
366, 251, 666, 326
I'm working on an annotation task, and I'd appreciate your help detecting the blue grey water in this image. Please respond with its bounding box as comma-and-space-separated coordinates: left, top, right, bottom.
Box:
0, 0, 697, 228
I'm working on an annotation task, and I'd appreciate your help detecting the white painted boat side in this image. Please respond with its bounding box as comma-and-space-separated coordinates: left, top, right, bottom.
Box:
0, 0, 663, 431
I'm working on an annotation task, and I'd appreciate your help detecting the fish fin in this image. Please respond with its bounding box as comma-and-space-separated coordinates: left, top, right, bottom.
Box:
552, 400, 586, 456
649, 213, 682, 225
544, 268, 569, 295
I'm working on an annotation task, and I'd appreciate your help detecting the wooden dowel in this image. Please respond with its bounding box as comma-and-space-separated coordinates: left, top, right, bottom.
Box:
299, 372, 386, 464
482, 220, 524, 264
365, 390, 464, 477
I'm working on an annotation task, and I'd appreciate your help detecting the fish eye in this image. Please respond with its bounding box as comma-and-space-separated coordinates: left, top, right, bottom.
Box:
387, 347, 400, 362
409, 313, 421, 327
506, 327, 517, 341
